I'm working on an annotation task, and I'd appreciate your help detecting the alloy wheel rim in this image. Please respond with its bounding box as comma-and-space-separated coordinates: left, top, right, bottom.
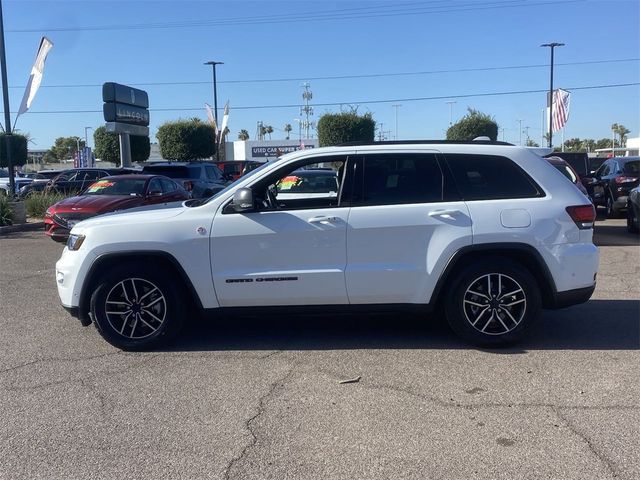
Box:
463, 273, 526, 335
104, 278, 167, 339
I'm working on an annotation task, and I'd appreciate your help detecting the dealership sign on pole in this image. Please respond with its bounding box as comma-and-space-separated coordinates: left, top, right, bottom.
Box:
102, 82, 149, 167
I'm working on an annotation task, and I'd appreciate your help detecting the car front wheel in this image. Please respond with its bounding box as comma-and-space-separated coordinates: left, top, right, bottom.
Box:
445, 258, 541, 347
90, 265, 185, 350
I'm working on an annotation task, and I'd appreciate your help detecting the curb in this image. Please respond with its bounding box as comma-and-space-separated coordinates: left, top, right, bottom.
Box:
0, 221, 45, 236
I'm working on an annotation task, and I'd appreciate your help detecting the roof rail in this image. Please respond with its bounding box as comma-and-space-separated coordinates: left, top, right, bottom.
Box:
337, 139, 515, 147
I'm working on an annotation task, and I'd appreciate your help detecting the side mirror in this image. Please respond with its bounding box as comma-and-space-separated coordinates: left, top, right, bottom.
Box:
232, 188, 254, 212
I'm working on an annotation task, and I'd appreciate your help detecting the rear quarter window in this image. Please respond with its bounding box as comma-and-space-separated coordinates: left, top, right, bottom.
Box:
623, 160, 639, 175
445, 154, 543, 200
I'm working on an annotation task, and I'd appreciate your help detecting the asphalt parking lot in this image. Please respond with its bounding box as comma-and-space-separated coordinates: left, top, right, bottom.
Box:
0, 219, 638, 480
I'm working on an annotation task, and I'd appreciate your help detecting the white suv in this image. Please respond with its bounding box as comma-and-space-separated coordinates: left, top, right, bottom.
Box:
55, 141, 598, 350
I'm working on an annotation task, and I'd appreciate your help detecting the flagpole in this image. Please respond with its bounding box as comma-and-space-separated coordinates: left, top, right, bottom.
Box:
0, 0, 15, 197
541, 42, 565, 148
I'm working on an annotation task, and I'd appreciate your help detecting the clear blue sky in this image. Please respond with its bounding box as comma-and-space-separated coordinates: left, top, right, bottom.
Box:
2, 0, 639, 149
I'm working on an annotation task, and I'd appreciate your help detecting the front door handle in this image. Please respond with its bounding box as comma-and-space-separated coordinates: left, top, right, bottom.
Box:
428, 209, 459, 218
308, 216, 337, 224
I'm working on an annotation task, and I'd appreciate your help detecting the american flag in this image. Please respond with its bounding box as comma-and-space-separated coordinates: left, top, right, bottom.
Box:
552, 89, 570, 132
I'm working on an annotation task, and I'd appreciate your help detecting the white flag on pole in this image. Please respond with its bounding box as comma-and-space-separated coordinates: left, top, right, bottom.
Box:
17, 37, 54, 117
218, 101, 230, 146
204, 103, 218, 136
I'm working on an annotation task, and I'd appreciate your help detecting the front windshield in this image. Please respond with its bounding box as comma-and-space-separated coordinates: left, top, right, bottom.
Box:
84, 178, 147, 196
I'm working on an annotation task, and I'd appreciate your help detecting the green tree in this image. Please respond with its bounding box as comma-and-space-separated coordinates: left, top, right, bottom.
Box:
49, 136, 85, 161
317, 111, 376, 147
284, 123, 292, 140
238, 129, 250, 141
525, 139, 540, 147
265, 125, 273, 140
0, 133, 28, 168
581, 139, 596, 152
615, 124, 631, 146
446, 108, 498, 141
93, 126, 150, 166
563, 138, 583, 151
156, 119, 216, 161
595, 138, 618, 150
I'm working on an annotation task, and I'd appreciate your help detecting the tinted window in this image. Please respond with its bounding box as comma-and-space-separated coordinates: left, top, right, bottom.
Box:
148, 178, 162, 193
143, 166, 191, 179
160, 178, 177, 193
357, 153, 443, 206
84, 178, 147, 196
205, 165, 221, 180
446, 154, 541, 200
623, 160, 639, 175
83, 171, 102, 181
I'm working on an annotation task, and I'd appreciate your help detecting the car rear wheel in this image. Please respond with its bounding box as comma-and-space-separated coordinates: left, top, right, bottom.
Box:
605, 192, 622, 218
90, 264, 185, 350
445, 258, 541, 347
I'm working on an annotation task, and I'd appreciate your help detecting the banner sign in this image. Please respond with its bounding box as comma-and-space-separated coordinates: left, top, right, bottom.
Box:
74, 147, 94, 168
251, 144, 315, 158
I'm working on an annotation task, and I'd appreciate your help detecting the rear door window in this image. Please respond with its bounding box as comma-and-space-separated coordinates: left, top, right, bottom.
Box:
623, 160, 639, 175
205, 166, 221, 181
445, 154, 542, 200
355, 153, 444, 206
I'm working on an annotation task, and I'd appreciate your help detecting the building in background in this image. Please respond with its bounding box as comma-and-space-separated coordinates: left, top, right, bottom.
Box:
225, 139, 318, 162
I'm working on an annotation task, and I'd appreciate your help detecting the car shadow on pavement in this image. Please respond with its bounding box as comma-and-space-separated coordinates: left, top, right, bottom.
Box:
166, 299, 639, 353
593, 222, 639, 247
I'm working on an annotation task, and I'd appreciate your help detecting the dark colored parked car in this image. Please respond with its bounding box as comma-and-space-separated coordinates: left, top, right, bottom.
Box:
44, 174, 190, 241
546, 156, 590, 199
627, 186, 640, 233
584, 156, 639, 218
215, 161, 263, 181
545, 152, 589, 177
20, 168, 136, 197
141, 162, 228, 198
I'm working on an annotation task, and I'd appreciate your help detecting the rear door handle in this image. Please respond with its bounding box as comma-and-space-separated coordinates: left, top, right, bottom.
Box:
308, 216, 337, 224
428, 209, 459, 218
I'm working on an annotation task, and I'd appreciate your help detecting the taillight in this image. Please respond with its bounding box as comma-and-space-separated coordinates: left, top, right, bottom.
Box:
183, 180, 193, 191
614, 176, 638, 184
566, 205, 596, 229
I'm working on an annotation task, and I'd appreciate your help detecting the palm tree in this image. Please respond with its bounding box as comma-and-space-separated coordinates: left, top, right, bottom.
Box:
265, 125, 273, 140
615, 124, 631, 146
238, 129, 249, 141
284, 123, 292, 140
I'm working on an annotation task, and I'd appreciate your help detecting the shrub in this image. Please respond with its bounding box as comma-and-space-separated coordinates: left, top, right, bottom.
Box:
93, 126, 150, 165
156, 119, 216, 160
0, 133, 28, 168
446, 108, 498, 141
25, 192, 67, 218
0, 195, 12, 226
317, 111, 375, 147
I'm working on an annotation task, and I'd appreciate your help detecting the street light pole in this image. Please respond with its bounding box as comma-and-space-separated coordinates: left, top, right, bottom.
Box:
541, 42, 564, 148
204, 60, 224, 160
0, 0, 15, 197
392, 104, 401, 140
446, 101, 457, 127
517, 119, 523, 146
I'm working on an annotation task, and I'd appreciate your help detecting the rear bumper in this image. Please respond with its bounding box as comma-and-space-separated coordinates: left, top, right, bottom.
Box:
547, 284, 596, 309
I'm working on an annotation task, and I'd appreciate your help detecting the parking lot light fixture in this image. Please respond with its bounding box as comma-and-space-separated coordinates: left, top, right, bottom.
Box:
541, 42, 565, 148
204, 61, 224, 160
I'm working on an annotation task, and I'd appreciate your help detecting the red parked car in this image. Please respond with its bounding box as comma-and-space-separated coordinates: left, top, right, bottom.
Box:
45, 174, 190, 242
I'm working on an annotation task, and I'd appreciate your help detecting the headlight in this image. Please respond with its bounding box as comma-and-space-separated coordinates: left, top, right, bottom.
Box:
67, 234, 85, 251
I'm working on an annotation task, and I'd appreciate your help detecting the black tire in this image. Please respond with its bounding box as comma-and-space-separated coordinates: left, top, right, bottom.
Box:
444, 257, 541, 347
89, 264, 185, 350
627, 202, 640, 233
605, 192, 623, 219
